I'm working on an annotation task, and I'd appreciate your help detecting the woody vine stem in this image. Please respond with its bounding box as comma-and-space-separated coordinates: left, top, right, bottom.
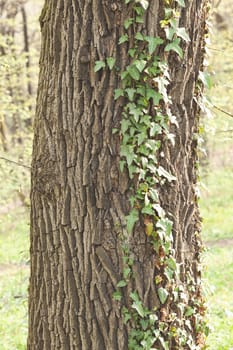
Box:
95, 0, 209, 349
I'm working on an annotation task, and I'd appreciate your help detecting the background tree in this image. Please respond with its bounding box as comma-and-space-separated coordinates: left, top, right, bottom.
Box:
28, 1, 209, 349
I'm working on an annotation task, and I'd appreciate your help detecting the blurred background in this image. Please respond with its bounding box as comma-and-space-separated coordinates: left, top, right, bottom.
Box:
0, 0, 232, 348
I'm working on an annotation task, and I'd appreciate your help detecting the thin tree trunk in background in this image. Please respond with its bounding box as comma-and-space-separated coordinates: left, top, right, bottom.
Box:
28, 1, 208, 349
21, 5, 33, 96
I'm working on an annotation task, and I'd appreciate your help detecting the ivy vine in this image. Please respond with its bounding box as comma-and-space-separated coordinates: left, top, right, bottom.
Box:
95, 0, 209, 348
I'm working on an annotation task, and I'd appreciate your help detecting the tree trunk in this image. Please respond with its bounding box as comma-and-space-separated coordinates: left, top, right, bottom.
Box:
28, 1, 208, 349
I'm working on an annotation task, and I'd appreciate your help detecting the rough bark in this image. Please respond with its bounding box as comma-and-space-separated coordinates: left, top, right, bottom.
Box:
28, 1, 208, 349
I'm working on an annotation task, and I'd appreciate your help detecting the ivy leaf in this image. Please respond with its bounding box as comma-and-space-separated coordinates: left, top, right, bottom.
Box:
114, 88, 124, 100
158, 287, 169, 304
124, 17, 134, 29
130, 291, 145, 317
127, 65, 140, 80
137, 130, 147, 145
126, 209, 139, 233
125, 88, 136, 101
146, 88, 162, 105
132, 301, 145, 317
165, 38, 183, 58
156, 218, 173, 238
142, 204, 154, 215
157, 166, 176, 182
121, 119, 131, 133
145, 36, 164, 54
135, 32, 144, 41
117, 280, 127, 288
134, 59, 147, 72
136, 0, 149, 10
119, 34, 129, 44
149, 188, 159, 202
152, 204, 165, 217
165, 257, 177, 271
176, 27, 190, 42
150, 122, 162, 137
113, 290, 122, 301
94, 60, 106, 72
123, 267, 131, 279
164, 266, 174, 281
175, 0, 185, 7
165, 27, 176, 41
106, 57, 116, 70
185, 306, 195, 317
128, 48, 136, 58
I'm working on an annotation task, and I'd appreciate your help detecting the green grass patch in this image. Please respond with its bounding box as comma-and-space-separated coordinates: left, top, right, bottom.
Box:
204, 247, 233, 349
0, 268, 29, 350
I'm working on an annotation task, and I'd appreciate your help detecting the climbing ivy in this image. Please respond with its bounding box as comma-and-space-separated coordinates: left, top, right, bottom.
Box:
96, 0, 209, 348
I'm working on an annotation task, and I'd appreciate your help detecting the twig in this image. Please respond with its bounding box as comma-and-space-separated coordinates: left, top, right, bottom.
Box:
0, 156, 31, 169
212, 105, 233, 118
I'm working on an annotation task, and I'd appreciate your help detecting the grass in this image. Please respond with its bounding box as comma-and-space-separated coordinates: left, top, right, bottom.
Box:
0, 144, 30, 350
203, 246, 233, 349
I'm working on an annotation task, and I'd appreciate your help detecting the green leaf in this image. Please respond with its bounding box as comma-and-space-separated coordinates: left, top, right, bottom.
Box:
165, 27, 176, 41
135, 32, 144, 41
146, 88, 162, 105
132, 300, 145, 317
123, 267, 131, 279
106, 57, 116, 70
114, 88, 124, 100
117, 280, 127, 288
130, 291, 140, 302
125, 88, 136, 101
137, 130, 147, 145
127, 65, 140, 80
134, 59, 147, 72
150, 122, 162, 137
128, 48, 136, 58
156, 218, 173, 239
176, 27, 190, 42
124, 18, 134, 29
165, 257, 177, 271
126, 209, 139, 233
113, 290, 122, 301
119, 34, 129, 44
94, 60, 106, 72
175, 0, 185, 7
123, 307, 131, 323
165, 38, 183, 58
121, 119, 131, 133
142, 204, 154, 215
164, 267, 174, 281
185, 306, 195, 317
145, 36, 164, 54
158, 287, 169, 304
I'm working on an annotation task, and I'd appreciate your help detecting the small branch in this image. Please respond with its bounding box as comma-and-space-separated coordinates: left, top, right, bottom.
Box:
212, 104, 233, 118
0, 156, 31, 169
216, 129, 233, 134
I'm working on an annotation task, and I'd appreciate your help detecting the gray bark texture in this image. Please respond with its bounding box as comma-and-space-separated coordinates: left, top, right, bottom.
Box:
28, 0, 208, 349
